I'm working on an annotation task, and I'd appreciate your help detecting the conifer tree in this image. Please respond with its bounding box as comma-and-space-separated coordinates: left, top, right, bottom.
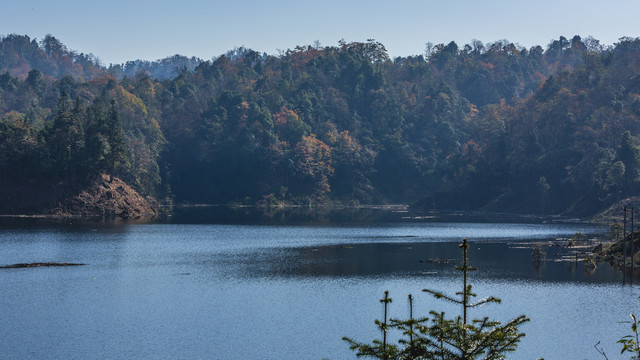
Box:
343, 291, 400, 359
85, 98, 109, 175
49, 91, 85, 183
344, 238, 529, 359
106, 99, 127, 182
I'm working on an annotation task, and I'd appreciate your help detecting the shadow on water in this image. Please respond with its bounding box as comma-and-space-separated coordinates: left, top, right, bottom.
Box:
0, 206, 620, 283
0, 205, 591, 227
163, 205, 593, 226
224, 241, 623, 283
163, 205, 410, 225
161, 207, 616, 282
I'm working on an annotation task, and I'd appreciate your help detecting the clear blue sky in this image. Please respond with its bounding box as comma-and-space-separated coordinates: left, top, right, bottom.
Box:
2, 0, 640, 65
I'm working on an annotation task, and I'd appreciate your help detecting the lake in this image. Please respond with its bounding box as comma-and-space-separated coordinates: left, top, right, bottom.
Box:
0, 207, 637, 359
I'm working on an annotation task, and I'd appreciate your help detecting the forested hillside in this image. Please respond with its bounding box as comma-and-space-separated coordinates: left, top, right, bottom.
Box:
1, 33, 640, 216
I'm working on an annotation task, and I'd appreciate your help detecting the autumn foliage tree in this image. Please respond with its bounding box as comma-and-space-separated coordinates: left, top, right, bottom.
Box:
3, 34, 640, 214
293, 134, 334, 196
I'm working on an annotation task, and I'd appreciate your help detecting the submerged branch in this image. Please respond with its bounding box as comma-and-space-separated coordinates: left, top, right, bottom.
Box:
0, 262, 85, 269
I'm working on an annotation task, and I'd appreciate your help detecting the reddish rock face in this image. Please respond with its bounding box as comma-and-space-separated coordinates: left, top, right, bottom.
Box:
61, 173, 159, 220
0, 173, 159, 220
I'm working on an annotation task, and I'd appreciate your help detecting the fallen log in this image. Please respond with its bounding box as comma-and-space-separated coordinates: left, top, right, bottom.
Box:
0, 262, 85, 269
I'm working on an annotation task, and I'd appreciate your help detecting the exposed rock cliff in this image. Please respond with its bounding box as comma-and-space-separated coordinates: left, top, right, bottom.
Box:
54, 174, 159, 219
0, 174, 159, 220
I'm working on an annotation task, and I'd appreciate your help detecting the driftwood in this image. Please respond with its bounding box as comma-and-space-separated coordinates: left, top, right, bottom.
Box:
0, 262, 85, 269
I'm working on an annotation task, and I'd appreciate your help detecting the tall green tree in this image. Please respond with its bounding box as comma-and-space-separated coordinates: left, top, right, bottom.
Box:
48, 91, 85, 183
85, 98, 109, 175
617, 131, 640, 191
106, 99, 127, 182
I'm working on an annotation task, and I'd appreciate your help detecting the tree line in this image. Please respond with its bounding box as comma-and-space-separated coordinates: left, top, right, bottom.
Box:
1, 34, 640, 215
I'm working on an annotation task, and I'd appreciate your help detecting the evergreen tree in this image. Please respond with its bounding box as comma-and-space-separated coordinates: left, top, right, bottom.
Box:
48, 91, 85, 183
344, 238, 529, 359
85, 98, 110, 175
26, 68, 44, 94
617, 131, 640, 192
106, 99, 127, 182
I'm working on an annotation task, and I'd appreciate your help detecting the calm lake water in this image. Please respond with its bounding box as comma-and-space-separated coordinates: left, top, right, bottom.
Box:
0, 207, 637, 359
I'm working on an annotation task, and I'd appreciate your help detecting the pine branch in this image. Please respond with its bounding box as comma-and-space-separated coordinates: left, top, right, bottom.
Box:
469, 296, 502, 308
423, 288, 462, 304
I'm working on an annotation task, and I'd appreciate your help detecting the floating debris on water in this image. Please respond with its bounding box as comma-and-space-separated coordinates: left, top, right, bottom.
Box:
0, 262, 85, 269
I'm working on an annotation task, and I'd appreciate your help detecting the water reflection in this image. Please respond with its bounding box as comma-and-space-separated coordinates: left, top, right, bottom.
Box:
0, 210, 633, 360
225, 241, 621, 283
164, 205, 595, 225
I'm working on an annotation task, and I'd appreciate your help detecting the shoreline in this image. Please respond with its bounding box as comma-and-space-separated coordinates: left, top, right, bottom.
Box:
0, 205, 608, 225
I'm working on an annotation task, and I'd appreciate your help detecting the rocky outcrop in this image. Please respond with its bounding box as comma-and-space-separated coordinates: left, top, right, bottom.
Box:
53, 174, 159, 220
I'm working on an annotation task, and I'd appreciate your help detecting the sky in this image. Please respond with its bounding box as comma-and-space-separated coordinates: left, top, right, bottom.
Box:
2, 0, 640, 65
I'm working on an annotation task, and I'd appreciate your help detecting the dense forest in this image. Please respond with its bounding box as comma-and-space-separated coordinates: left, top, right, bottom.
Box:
2, 33, 640, 216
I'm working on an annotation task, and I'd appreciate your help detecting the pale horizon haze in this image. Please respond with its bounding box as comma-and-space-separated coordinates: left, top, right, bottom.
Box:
2, 0, 640, 65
